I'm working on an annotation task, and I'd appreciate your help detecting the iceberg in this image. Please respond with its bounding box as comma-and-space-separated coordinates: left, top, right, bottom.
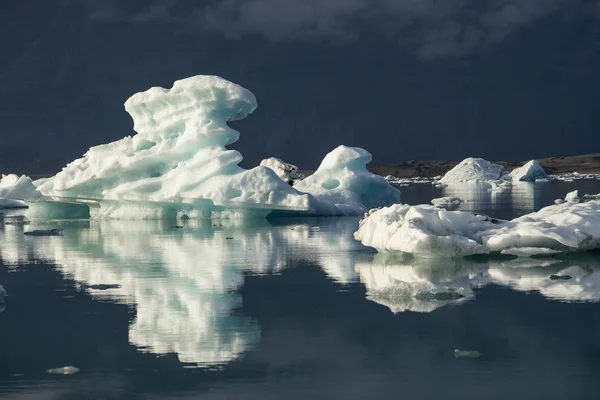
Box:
440, 158, 506, 184
33, 76, 398, 219
510, 160, 550, 182
259, 157, 304, 185
355, 200, 600, 257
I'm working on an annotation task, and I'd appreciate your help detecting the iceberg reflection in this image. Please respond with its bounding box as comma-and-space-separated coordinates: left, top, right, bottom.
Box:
356, 254, 489, 313
353, 253, 600, 313
0, 216, 365, 366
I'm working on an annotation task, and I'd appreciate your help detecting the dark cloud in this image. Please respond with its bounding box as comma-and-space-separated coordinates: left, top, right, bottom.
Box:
78, 0, 597, 59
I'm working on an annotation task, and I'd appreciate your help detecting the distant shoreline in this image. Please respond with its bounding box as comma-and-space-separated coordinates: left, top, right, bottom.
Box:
367, 153, 600, 179
15, 153, 600, 181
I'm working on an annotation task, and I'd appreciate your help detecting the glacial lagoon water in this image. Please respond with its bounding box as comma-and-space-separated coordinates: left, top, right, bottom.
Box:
1, 179, 600, 399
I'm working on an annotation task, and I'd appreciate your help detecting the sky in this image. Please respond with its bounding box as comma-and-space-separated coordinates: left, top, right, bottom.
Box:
1, 0, 599, 173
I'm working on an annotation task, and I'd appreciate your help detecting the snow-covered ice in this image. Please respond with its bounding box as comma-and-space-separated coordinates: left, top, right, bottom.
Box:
510, 160, 550, 182
32, 76, 398, 219
440, 158, 506, 184
355, 200, 600, 257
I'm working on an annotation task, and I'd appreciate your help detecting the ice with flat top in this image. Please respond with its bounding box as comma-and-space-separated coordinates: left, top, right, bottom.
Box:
355, 200, 600, 257
30, 75, 399, 219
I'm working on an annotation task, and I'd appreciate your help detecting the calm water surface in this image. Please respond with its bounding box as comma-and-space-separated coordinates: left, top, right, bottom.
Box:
1, 180, 600, 399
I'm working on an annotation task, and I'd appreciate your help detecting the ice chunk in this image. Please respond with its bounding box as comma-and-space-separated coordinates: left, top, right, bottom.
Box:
453, 349, 482, 358
355, 200, 600, 257
354, 204, 491, 257
440, 158, 505, 184
565, 190, 579, 202
0, 174, 44, 207
510, 160, 550, 182
294, 146, 401, 215
431, 197, 463, 210
259, 157, 304, 184
46, 366, 80, 375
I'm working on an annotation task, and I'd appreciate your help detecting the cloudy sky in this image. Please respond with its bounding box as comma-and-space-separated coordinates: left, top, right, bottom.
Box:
1, 0, 599, 173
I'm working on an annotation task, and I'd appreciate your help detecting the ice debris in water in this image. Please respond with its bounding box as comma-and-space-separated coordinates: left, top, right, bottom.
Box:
554, 172, 600, 181
454, 349, 482, 358
46, 366, 80, 375
259, 157, 304, 185
510, 160, 550, 182
440, 158, 507, 184
559, 191, 600, 204
431, 197, 463, 210
355, 199, 600, 257
30, 75, 398, 219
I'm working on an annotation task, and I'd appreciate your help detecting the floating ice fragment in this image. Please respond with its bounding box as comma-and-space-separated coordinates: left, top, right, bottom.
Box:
46, 366, 80, 375
565, 190, 579, 202
355, 200, 600, 257
453, 349, 482, 358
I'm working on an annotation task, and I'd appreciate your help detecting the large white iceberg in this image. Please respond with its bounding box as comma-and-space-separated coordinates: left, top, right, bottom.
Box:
355, 200, 600, 257
33, 76, 398, 219
510, 160, 550, 182
440, 158, 506, 184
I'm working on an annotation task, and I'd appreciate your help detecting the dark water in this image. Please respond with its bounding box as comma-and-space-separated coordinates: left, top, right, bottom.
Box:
1, 180, 600, 399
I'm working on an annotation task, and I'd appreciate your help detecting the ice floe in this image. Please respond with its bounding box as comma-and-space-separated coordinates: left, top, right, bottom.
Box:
355, 200, 600, 257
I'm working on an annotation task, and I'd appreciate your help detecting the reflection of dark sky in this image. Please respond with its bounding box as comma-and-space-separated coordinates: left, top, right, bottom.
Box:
2, 259, 600, 399
1, 1, 600, 174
